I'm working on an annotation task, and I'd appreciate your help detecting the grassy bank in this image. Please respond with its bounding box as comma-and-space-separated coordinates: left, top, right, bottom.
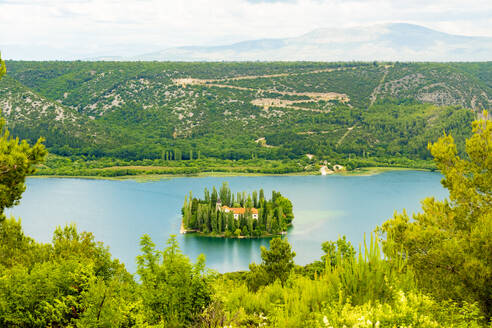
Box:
29, 166, 436, 182
32, 153, 436, 179
339, 166, 433, 176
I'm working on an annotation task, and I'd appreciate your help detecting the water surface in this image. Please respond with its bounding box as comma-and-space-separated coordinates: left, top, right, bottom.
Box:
8, 171, 447, 273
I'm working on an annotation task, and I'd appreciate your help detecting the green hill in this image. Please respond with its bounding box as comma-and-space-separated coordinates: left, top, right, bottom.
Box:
1, 61, 490, 176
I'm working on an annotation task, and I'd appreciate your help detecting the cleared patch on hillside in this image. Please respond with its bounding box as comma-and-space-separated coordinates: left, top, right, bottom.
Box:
173, 68, 350, 113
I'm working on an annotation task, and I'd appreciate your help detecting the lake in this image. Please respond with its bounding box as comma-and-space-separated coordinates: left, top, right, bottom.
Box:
7, 171, 447, 273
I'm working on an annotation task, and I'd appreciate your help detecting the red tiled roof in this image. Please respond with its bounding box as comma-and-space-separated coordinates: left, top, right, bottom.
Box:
222, 206, 258, 215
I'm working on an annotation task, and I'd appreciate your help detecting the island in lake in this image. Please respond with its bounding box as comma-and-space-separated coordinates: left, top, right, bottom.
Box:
181, 182, 294, 238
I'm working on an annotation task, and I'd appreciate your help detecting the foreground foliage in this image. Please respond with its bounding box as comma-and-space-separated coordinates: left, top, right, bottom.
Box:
382, 112, 492, 316
0, 219, 135, 327
211, 235, 485, 327
0, 219, 212, 327
136, 235, 213, 326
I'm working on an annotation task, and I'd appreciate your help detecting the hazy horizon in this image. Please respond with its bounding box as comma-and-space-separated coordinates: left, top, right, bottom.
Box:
1, 0, 491, 60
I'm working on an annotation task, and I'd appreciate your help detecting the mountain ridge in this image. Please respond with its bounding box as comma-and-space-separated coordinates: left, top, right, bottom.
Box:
130, 23, 492, 62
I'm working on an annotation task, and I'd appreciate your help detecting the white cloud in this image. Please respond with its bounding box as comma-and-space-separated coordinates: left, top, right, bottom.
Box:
0, 0, 490, 59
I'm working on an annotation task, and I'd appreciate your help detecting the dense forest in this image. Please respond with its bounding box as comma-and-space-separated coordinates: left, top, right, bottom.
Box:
182, 183, 294, 237
0, 60, 490, 176
0, 58, 491, 326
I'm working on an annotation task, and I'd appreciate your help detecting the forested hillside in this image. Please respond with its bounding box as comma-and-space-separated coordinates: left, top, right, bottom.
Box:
1, 61, 490, 176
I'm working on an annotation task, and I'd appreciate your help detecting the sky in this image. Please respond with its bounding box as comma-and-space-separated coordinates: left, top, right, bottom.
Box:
0, 0, 491, 60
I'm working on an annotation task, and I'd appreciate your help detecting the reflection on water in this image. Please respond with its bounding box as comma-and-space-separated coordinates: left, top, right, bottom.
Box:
182, 234, 273, 272
8, 172, 447, 273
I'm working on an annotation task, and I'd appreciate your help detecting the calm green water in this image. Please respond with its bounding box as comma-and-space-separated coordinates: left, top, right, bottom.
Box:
8, 171, 446, 273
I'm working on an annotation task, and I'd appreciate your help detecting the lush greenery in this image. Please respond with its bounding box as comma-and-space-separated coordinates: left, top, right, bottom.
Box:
182, 182, 294, 237
0, 58, 46, 217
381, 113, 492, 317
0, 59, 491, 326
1, 61, 490, 177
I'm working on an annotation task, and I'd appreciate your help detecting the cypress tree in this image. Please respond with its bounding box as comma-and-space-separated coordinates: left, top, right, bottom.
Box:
211, 187, 218, 205
266, 211, 273, 233
203, 205, 210, 232
182, 195, 189, 228
220, 182, 230, 205
220, 212, 226, 232
216, 212, 222, 233
246, 195, 253, 209
237, 192, 242, 207
247, 216, 254, 236
228, 213, 235, 232
210, 209, 217, 234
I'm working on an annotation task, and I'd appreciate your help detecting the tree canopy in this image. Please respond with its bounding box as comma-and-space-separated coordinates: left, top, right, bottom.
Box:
247, 237, 296, 291
381, 112, 492, 316
182, 183, 294, 237
0, 55, 46, 217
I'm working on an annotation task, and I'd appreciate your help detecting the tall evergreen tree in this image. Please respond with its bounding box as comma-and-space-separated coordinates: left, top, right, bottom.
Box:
211, 187, 218, 205
227, 213, 235, 233
210, 210, 217, 234
219, 182, 230, 205
259, 189, 265, 203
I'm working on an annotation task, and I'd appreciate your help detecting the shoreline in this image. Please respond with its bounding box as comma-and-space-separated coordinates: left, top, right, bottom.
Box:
339, 166, 432, 176
29, 166, 434, 182
180, 225, 286, 239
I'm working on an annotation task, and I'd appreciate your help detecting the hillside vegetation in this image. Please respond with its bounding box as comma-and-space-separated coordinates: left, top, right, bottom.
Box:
1, 61, 490, 176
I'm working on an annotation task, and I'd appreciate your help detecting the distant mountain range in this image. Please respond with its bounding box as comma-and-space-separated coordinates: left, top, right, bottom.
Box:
128, 23, 491, 62
1, 23, 491, 62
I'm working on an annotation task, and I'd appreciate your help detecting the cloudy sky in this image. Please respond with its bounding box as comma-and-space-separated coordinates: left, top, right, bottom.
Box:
1, 0, 491, 59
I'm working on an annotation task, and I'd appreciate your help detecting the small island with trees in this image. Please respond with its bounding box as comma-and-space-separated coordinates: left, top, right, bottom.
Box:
181, 182, 294, 238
